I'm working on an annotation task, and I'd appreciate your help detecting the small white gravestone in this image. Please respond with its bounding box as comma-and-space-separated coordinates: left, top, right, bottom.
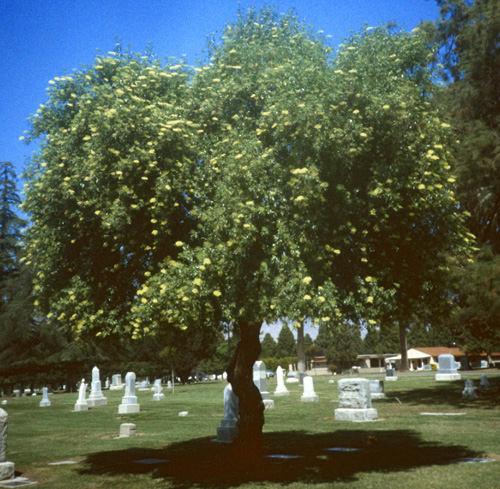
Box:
369, 380, 386, 399
216, 383, 239, 443
139, 380, 149, 391
253, 361, 274, 409
167, 380, 172, 389
88, 366, 107, 407
39, 387, 51, 407
274, 366, 289, 396
301, 376, 319, 402
118, 372, 140, 414
286, 371, 299, 384
74, 379, 89, 412
435, 354, 461, 381
0, 409, 15, 481
105, 377, 110, 390
335, 378, 378, 422
119, 423, 136, 438
462, 379, 478, 399
152, 379, 165, 401
110, 373, 124, 390
480, 374, 491, 388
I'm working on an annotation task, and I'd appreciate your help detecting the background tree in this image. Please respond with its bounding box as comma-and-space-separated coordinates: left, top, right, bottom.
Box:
276, 324, 296, 358
260, 332, 277, 359
430, 0, 500, 352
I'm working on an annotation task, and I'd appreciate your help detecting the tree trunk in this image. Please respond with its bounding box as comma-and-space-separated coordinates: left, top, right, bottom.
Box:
399, 321, 409, 371
297, 322, 306, 384
227, 320, 264, 460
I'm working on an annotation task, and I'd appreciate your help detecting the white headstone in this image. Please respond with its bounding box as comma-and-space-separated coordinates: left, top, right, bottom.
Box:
216, 383, 239, 443
110, 373, 124, 390
74, 379, 89, 412
369, 380, 386, 399
119, 423, 136, 438
335, 378, 378, 422
253, 361, 274, 409
39, 387, 51, 407
435, 354, 461, 381
274, 366, 289, 396
153, 379, 165, 401
118, 372, 140, 413
0, 409, 15, 481
301, 376, 318, 402
105, 377, 110, 389
88, 366, 107, 407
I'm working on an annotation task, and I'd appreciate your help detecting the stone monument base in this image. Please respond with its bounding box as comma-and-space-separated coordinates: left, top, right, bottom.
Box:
263, 399, 275, 409
110, 385, 124, 390
0, 461, 15, 481
385, 376, 398, 381
73, 402, 88, 412
274, 389, 290, 397
119, 403, 140, 414
371, 393, 387, 400
119, 423, 136, 438
39, 400, 51, 407
335, 408, 378, 422
435, 373, 461, 381
216, 425, 238, 443
301, 394, 319, 402
153, 393, 165, 401
286, 378, 299, 384
87, 397, 107, 407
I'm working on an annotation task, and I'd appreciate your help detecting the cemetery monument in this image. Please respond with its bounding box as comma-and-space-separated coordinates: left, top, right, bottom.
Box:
274, 366, 289, 396
87, 366, 107, 407
335, 378, 378, 422
301, 375, 319, 402
0, 409, 15, 481
39, 387, 51, 407
74, 380, 89, 412
118, 372, 140, 413
435, 354, 461, 381
216, 383, 239, 443
253, 361, 274, 409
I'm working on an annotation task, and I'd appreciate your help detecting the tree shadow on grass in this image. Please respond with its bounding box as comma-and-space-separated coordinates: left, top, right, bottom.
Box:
80, 429, 478, 488
387, 377, 500, 409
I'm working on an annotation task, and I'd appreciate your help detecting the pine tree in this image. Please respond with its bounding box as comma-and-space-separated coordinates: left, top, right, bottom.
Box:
276, 324, 296, 358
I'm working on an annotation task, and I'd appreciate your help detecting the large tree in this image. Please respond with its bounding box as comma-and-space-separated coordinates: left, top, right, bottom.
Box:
430, 0, 500, 352
23, 8, 469, 456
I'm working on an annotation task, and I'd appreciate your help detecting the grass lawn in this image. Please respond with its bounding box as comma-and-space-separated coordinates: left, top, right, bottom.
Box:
2, 372, 499, 488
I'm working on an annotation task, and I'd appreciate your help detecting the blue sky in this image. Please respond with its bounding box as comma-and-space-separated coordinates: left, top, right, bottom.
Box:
2, 0, 440, 183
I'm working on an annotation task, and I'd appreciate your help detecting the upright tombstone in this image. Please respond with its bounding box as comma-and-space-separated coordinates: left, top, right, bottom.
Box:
216, 383, 239, 443
301, 376, 319, 402
253, 361, 274, 409
462, 379, 478, 399
0, 409, 15, 481
152, 379, 165, 401
274, 366, 289, 396
74, 379, 89, 412
39, 387, 51, 407
369, 380, 387, 400
105, 377, 110, 390
480, 374, 491, 389
385, 368, 398, 381
335, 378, 378, 422
435, 354, 461, 381
118, 372, 140, 414
87, 366, 107, 407
110, 374, 124, 390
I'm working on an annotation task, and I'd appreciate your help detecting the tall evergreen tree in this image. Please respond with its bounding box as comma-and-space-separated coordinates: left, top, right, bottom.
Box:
260, 332, 277, 358
276, 324, 296, 358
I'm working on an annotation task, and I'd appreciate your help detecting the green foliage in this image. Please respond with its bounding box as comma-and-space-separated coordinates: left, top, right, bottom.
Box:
22, 8, 470, 387
260, 332, 278, 358
276, 324, 296, 358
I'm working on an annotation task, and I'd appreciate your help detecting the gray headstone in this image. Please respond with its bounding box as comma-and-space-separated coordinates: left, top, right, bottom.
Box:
335, 378, 378, 422
253, 361, 274, 408
480, 374, 490, 388
369, 380, 386, 399
462, 378, 478, 399
216, 383, 239, 443
436, 354, 461, 381
119, 423, 136, 438
0, 409, 15, 481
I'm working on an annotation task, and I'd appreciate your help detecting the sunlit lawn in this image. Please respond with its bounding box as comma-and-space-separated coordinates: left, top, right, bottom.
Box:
2, 371, 499, 488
